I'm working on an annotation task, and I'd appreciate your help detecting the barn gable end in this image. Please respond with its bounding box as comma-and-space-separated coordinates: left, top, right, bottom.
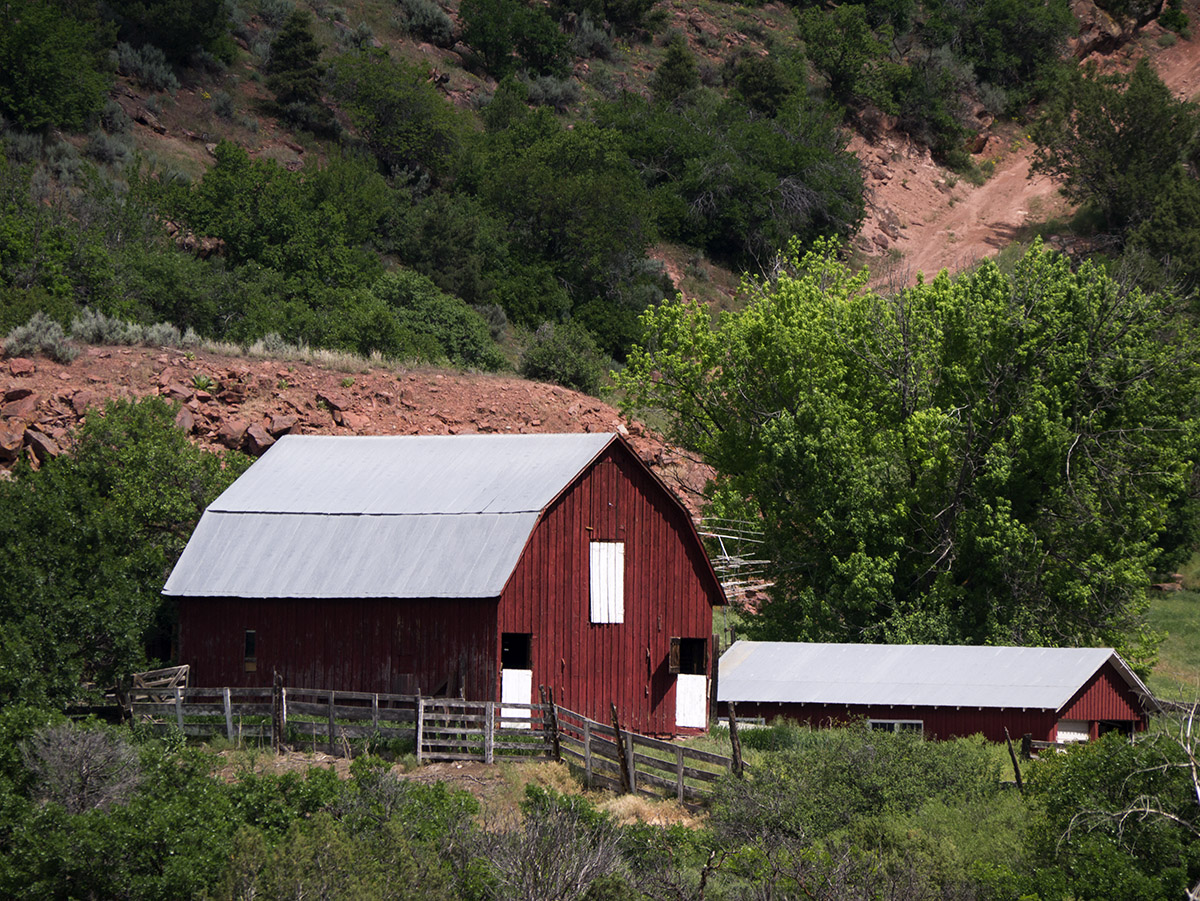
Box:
167, 433, 725, 736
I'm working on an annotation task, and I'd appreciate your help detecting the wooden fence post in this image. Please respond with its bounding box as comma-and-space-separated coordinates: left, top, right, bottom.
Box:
485, 702, 495, 765
327, 690, 336, 755
728, 701, 744, 778
415, 696, 425, 764
271, 672, 283, 752
546, 687, 561, 763
372, 693, 379, 731
675, 746, 685, 803
1021, 733, 1032, 760
611, 704, 631, 794
223, 687, 234, 742
174, 686, 185, 734
1004, 728, 1024, 793
582, 718, 593, 787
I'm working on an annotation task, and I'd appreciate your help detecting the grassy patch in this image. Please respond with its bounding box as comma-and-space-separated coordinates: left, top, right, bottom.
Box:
1147, 587, 1200, 699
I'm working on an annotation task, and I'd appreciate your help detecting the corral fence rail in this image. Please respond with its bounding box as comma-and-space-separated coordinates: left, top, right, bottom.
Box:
125, 682, 744, 803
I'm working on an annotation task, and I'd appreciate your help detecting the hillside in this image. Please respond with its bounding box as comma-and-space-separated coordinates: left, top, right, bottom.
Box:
0, 343, 712, 507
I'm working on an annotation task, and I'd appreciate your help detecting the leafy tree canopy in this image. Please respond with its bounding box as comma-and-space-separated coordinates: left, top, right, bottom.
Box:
0, 398, 250, 708
0, 0, 113, 131
616, 241, 1200, 670
1031, 58, 1200, 232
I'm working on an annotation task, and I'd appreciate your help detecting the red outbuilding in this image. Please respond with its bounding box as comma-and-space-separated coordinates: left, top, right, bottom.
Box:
717, 641, 1158, 742
164, 433, 726, 735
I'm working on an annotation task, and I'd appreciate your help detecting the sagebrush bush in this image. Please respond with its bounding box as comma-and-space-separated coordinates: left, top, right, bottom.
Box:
101, 100, 132, 134
524, 74, 581, 111
400, 0, 454, 46
85, 130, 134, 166
71, 308, 144, 345
571, 13, 612, 59
211, 90, 235, 120
144, 322, 183, 346
4, 311, 78, 362
113, 42, 180, 93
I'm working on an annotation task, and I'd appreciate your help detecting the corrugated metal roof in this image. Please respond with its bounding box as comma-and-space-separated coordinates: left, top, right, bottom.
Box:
210, 433, 615, 514
164, 512, 540, 598
718, 641, 1148, 712
164, 433, 616, 599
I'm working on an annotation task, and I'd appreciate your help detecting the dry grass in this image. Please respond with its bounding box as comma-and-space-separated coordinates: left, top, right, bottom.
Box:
598, 793, 705, 828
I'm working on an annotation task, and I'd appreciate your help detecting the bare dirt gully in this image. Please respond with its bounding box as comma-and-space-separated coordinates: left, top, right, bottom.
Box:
854, 2, 1200, 285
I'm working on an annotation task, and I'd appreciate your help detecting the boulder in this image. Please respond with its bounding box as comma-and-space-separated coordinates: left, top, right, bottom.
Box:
245, 423, 276, 456
218, 419, 249, 450
24, 429, 60, 462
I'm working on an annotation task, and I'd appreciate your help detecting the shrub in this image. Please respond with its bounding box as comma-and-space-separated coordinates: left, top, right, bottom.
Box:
71, 308, 145, 345
524, 74, 581, 111
4, 311, 78, 362
21, 722, 140, 815
399, 0, 454, 47
520, 320, 607, 394
101, 100, 133, 134
113, 42, 180, 93
85, 130, 134, 167
571, 13, 613, 59
210, 90, 235, 119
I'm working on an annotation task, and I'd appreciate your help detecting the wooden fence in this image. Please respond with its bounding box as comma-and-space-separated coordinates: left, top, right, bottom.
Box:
552, 704, 743, 804
127, 684, 744, 803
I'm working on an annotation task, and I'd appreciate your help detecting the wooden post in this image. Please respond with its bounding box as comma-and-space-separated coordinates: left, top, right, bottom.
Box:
223, 687, 234, 742
546, 687, 562, 763
174, 686, 185, 733
484, 702, 495, 765
582, 718, 593, 787
327, 690, 336, 755
626, 727, 637, 793
415, 696, 425, 764
1004, 727, 1024, 793
372, 693, 379, 731
271, 672, 283, 752
611, 704, 631, 794
728, 701, 744, 778
1021, 733, 1032, 760
675, 746, 685, 803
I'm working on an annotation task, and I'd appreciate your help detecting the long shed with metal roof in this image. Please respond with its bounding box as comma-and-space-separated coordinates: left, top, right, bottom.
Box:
165, 433, 726, 735
717, 641, 1156, 742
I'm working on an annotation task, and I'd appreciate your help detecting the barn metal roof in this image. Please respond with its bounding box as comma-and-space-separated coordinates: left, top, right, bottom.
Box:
164, 433, 615, 599
717, 641, 1154, 713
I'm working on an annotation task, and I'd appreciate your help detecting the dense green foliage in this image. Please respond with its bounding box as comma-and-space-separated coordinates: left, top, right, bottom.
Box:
617, 242, 1200, 669
0, 398, 249, 708
0, 0, 113, 130
4, 712, 1195, 900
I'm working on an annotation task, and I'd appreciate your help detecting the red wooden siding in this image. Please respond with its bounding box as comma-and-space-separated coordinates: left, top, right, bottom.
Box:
177, 596, 497, 698
498, 444, 722, 736
1058, 662, 1149, 730
721, 702, 1060, 743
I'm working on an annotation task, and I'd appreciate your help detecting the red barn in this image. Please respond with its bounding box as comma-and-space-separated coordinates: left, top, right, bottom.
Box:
164, 433, 726, 735
717, 641, 1157, 742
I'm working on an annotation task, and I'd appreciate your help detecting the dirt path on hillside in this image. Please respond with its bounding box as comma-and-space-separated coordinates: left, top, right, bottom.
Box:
856, 2, 1200, 284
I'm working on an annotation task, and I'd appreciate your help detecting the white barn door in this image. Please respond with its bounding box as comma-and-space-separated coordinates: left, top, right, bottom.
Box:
501, 668, 533, 729
675, 674, 707, 729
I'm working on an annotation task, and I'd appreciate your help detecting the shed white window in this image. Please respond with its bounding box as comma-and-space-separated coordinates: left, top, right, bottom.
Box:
868, 719, 923, 735
589, 541, 624, 623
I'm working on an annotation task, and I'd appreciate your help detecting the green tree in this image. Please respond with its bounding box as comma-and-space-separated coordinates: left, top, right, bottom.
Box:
0, 398, 250, 708
266, 8, 331, 131
797, 4, 891, 112
104, 0, 231, 64
649, 34, 699, 105
616, 241, 1200, 669
1031, 59, 1200, 232
330, 49, 465, 183
0, 0, 113, 130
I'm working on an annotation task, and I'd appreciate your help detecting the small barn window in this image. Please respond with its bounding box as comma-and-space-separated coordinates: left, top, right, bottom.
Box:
502, 633, 532, 670
868, 719, 922, 735
589, 541, 624, 623
669, 638, 707, 675
244, 630, 257, 673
